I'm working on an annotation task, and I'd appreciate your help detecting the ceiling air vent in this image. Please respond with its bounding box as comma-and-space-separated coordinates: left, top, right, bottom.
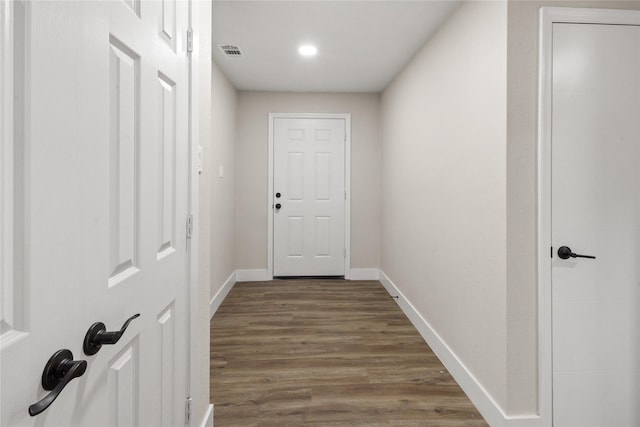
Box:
218, 44, 243, 57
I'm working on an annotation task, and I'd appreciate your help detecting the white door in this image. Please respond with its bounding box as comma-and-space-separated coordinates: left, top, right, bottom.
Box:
273, 117, 346, 277
551, 22, 640, 426
1, 1, 190, 425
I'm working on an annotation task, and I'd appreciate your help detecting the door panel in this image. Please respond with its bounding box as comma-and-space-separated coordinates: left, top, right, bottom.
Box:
273, 118, 345, 276
157, 71, 177, 259
0, 1, 189, 425
314, 216, 331, 256
108, 343, 139, 427
109, 36, 140, 285
551, 22, 640, 426
314, 153, 332, 200
157, 303, 176, 426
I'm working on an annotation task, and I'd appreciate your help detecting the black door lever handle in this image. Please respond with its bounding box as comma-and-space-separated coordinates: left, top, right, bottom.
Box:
28, 349, 87, 416
558, 246, 596, 260
83, 313, 140, 355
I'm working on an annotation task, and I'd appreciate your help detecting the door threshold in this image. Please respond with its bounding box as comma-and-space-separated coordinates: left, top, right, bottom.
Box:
273, 275, 345, 280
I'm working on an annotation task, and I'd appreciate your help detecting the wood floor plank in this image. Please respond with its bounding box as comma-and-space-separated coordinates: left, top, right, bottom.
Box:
211, 280, 488, 426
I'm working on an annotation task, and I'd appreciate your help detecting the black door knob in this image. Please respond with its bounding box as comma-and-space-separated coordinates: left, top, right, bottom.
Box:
275, 192, 281, 198
28, 349, 87, 416
557, 246, 596, 260
275, 203, 281, 209
83, 313, 140, 356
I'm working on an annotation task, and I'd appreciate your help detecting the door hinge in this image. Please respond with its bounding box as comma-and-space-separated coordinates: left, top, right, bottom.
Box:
185, 396, 192, 426
187, 28, 194, 53
186, 214, 193, 239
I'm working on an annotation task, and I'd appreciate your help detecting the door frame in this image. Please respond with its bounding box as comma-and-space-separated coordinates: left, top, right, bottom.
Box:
186, 0, 197, 420
267, 113, 351, 279
537, 7, 640, 425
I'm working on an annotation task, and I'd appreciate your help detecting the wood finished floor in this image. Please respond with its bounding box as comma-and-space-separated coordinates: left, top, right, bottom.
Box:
210, 279, 488, 427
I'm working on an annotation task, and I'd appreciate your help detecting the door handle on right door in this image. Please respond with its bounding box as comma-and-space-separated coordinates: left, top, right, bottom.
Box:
557, 246, 596, 260
275, 203, 281, 210
83, 313, 140, 356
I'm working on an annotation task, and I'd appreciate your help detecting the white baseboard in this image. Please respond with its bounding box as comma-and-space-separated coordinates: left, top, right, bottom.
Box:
210, 272, 236, 319
378, 271, 540, 427
504, 415, 541, 427
199, 404, 214, 427
236, 269, 271, 282
349, 268, 380, 281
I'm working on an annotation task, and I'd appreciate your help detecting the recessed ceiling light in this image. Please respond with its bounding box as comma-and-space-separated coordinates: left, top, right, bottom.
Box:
298, 44, 318, 57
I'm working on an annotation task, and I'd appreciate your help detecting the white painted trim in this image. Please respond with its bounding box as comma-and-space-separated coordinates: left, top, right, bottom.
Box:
267, 113, 352, 279
379, 271, 540, 427
186, 0, 202, 423
506, 416, 542, 427
343, 116, 351, 279
540, 6, 640, 26
537, 9, 554, 426
209, 272, 236, 319
349, 268, 379, 281
537, 8, 640, 427
199, 404, 214, 427
236, 269, 271, 282
0, 0, 15, 334
267, 115, 274, 278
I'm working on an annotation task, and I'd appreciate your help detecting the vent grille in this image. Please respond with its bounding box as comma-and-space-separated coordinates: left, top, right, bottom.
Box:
218, 44, 243, 57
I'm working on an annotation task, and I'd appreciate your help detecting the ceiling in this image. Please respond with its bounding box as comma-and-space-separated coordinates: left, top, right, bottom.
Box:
211, 1, 461, 93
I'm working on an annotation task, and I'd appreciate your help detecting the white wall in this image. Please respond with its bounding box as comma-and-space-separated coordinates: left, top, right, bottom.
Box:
208, 62, 237, 298
197, 16, 237, 422
235, 92, 381, 272
381, 0, 508, 413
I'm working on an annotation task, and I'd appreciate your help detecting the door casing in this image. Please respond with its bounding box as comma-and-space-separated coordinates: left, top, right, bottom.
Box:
267, 113, 351, 279
537, 7, 640, 425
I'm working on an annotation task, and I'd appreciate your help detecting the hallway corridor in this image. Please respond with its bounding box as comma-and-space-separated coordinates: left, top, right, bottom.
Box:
210, 280, 488, 426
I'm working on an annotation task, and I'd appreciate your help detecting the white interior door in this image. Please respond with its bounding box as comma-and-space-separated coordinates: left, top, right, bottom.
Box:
273, 117, 346, 277
551, 22, 640, 426
1, 1, 190, 425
